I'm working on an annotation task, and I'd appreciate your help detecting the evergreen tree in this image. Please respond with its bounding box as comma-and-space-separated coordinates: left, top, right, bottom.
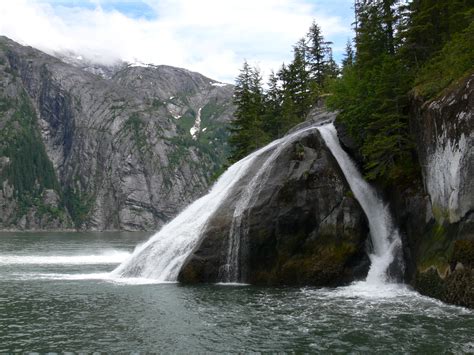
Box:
329, 0, 413, 183
288, 39, 315, 119
381, 0, 398, 55
263, 70, 283, 139
277, 64, 300, 133
399, 0, 473, 71
306, 22, 329, 86
228, 61, 267, 163
323, 47, 340, 82
341, 39, 354, 69
277, 41, 319, 133
412, 6, 474, 97
229, 21, 337, 160
354, 1, 387, 66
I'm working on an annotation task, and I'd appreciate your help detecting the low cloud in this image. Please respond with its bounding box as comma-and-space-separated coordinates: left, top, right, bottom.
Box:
0, 0, 352, 82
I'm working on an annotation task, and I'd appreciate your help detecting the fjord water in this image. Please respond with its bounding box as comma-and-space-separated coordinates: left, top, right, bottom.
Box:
1, 232, 473, 353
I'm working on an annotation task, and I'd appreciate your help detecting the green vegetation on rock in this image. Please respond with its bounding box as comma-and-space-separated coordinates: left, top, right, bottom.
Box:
327, 0, 473, 185
125, 113, 149, 155
0, 93, 66, 224
63, 185, 93, 228
415, 18, 474, 99
0, 94, 62, 217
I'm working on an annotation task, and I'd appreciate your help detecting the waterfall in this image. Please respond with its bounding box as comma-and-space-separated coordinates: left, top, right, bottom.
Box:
317, 123, 404, 283
111, 149, 257, 281
112, 120, 403, 284
111, 123, 324, 282
221, 126, 317, 282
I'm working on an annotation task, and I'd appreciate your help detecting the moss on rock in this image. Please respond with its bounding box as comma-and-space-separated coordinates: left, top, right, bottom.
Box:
415, 267, 447, 301
451, 240, 474, 268
415, 239, 474, 308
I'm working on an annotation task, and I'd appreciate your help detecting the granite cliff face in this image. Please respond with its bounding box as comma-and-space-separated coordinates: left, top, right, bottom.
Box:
0, 36, 234, 230
179, 112, 370, 286
404, 74, 473, 307
411, 75, 473, 226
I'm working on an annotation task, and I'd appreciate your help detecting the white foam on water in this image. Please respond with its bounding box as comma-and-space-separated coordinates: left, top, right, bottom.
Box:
111, 278, 177, 285
33, 272, 111, 280
328, 281, 411, 300
6, 271, 178, 285
214, 282, 250, 287
0, 251, 131, 265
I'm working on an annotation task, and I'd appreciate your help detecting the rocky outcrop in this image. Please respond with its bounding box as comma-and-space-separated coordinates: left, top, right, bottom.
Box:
0, 36, 234, 230
382, 74, 474, 308
179, 115, 370, 286
333, 120, 364, 165
411, 75, 473, 225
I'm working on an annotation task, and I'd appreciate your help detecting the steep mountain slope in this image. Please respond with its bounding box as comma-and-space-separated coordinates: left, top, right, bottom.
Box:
0, 36, 234, 231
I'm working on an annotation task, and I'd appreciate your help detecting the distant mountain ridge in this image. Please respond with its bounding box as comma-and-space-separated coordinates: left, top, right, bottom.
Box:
54, 51, 128, 79
0, 35, 235, 230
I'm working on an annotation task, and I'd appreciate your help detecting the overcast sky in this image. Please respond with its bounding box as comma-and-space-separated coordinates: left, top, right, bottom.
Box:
0, 0, 354, 83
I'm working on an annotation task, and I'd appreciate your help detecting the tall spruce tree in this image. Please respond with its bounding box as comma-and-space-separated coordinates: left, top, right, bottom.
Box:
228, 61, 267, 163
323, 47, 340, 83
263, 70, 283, 139
399, 0, 473, 71
341, 39, 354, 69
289, 39, 316, 119
306, 22, 329, 87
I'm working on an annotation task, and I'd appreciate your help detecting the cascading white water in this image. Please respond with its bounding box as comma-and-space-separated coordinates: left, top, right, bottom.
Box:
317, 123, 404, 284
113, 120, 403, 284
222, 126, 318, 282
112, 123, 324, 282
111, 151, 257, 281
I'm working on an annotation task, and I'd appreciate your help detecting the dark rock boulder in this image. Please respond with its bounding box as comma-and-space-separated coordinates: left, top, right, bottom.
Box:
333, 119, 364, 166
414, 244, 474, 308
179, 124, 370, 286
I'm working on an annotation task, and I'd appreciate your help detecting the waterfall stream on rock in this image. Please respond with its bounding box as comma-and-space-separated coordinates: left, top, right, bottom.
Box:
111, 123, 325, 281
112, 121, 403, 284
221, 127, 315, 282
317, 123, 404, 284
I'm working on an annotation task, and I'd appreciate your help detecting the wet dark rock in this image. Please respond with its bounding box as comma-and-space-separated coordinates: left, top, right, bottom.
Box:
179, 123, 370, 286
333, 119, 364, 165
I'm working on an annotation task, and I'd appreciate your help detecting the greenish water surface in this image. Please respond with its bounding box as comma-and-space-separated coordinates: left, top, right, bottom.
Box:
0, 232, 473, 353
